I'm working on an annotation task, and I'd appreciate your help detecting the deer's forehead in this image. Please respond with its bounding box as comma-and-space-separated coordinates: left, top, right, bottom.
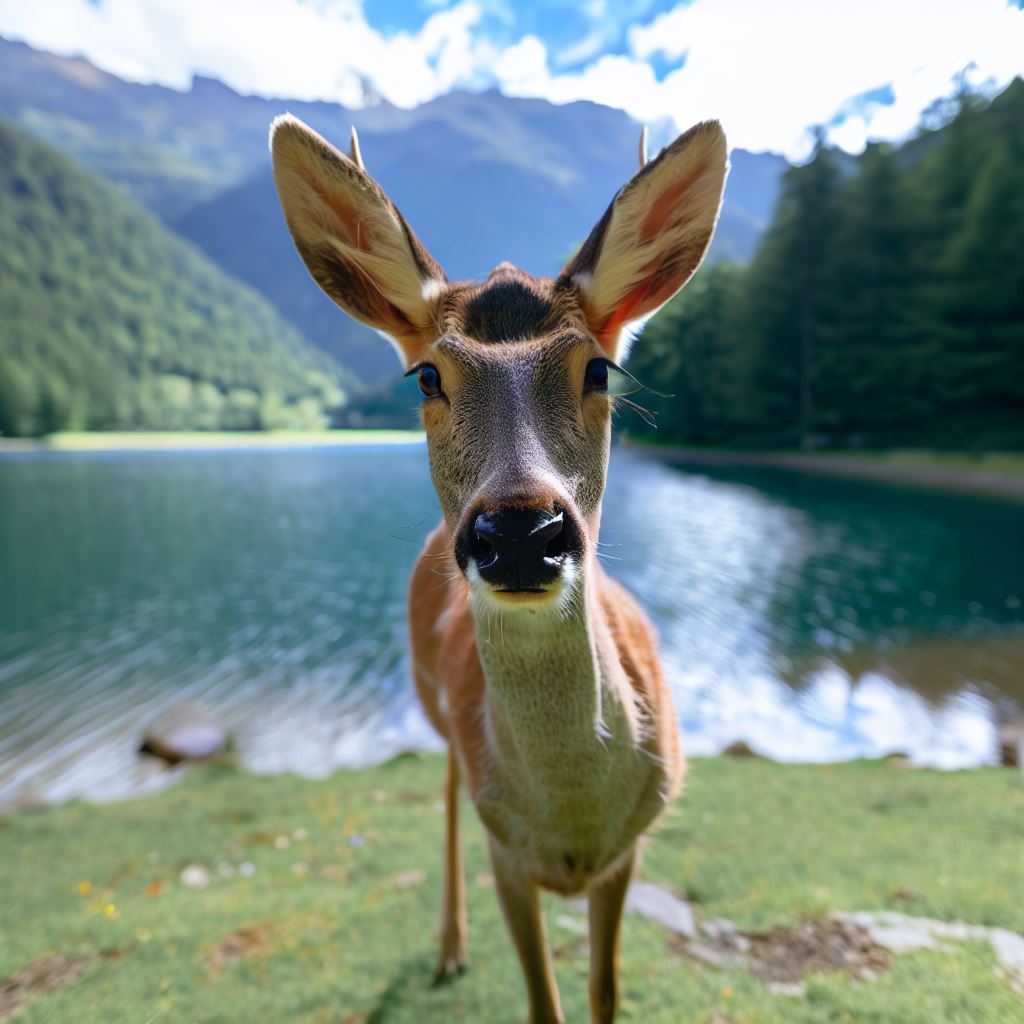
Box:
440, 267, 586, 346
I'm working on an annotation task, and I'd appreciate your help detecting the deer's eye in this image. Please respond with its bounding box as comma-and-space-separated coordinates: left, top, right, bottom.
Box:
584, 359, 609, 393
417, 364, 443, 398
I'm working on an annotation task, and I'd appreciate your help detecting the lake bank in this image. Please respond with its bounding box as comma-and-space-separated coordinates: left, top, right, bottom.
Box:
2, 754, 1021, 1023
4, 434, 1022, 502
629, 442, 1024, 502
0, 430, 425, 453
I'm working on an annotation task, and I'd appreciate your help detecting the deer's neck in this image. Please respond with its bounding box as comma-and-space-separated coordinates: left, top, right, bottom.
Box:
470, 569, 640, 779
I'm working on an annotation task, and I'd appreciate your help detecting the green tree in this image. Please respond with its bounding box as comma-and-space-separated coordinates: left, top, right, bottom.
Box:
0, 359, 37, 437
935, 141, 1024, 445
818, 144, 931, 444
629, 262, 744, 444
628, 80, 1024, 452
728, 136, 843, 447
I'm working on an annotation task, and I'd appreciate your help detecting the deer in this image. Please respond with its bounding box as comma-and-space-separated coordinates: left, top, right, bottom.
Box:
270, 113, 728, 1023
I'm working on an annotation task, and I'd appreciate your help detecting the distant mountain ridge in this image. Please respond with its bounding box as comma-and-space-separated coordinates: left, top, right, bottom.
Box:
0, 35, 788, 383
0, 118, 350, 437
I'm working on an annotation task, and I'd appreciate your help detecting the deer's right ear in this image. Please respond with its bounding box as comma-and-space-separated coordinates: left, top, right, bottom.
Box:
270, 115, 446, 367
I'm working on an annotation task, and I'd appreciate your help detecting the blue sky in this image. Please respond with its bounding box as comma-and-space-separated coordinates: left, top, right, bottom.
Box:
359, 0, 684, 69
1, 1, 1022, 159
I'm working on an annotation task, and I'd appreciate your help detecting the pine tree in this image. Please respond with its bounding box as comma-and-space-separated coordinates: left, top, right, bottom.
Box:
819, 144, 931, 444
936, 140, 1024, 445
732, 135, 843, 447
0, 360, 38, 437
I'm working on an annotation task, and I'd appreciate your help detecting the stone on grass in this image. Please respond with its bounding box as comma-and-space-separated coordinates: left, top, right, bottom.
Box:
834, 911, 1024, 993
140, 701, 228, 764
180, 864, 212, 889
625, 880, 697, 938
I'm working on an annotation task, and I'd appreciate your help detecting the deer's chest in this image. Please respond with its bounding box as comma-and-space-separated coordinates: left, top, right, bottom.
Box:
470, 701, 667, 895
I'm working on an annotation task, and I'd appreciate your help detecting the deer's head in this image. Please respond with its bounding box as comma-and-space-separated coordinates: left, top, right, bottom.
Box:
271, 117, 728, 613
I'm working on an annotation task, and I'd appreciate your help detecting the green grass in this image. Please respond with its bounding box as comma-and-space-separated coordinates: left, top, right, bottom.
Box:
1, 756, 1022, 1023
33, 430, 426, 450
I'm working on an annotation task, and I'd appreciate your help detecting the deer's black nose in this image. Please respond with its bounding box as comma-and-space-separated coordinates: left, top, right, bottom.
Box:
466, 508, 568, 591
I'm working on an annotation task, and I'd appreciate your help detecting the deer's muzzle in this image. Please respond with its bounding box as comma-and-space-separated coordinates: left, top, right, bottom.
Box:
455, 505, 581, 595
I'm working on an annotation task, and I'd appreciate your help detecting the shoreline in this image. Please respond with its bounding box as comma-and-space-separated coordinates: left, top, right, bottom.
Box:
0, 429, 425, 453
629, 442, 1024, 502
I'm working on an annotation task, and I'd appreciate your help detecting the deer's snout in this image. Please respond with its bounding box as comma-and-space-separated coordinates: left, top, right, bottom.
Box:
457, 506, 578, 593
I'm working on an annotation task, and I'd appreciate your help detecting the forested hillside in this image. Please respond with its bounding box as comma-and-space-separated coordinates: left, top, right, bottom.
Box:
628, 81, 1024, 452
0, 119, 351, 437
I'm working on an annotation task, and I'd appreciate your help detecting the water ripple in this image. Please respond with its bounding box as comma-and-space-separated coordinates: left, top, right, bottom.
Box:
1, 446, 1021, 807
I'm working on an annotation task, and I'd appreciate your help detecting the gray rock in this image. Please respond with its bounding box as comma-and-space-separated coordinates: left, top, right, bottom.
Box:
833, 911, 1024, 992
140, 700, 228, 764
180, 864, 212, 889
625, 880, 697, 938
566, 880, 697, 939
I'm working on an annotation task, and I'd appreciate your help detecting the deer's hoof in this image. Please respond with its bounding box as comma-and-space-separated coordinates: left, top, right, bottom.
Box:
432, 953, 468, 986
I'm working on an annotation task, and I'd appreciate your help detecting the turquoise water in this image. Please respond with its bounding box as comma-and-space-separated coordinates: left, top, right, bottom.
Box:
1, 445, 1021, 806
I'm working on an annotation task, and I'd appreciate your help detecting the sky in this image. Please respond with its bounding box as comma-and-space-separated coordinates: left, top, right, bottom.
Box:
0, 0, 1022, 159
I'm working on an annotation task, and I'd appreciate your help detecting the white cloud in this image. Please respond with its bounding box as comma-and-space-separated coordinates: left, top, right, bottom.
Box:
498, 42, 667, 121
624, 0, 1024, 157
0, 0, 1021, 158
0, 0, 496, 109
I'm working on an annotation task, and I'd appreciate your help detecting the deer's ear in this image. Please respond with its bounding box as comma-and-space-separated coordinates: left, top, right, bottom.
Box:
270, 115, 446, 367
558, 120, 729, 361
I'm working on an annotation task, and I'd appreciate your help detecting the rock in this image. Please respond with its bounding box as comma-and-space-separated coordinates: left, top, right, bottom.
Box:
720, 740, 762, 758
180, 864, 212, 889
566, 880, 698, 939
989, 927, 1024, 976
997, 719, 1024, 768
140, 701, 228, 764
554, 914, 588, 936
625, 880, 697, 938
703, 917, 739, 940
833, 911, 1024, 992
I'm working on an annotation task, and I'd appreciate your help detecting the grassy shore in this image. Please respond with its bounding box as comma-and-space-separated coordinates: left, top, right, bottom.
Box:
2, 756, 1022, 1023
630, 442, 1024, 502
0, 430, 425, 453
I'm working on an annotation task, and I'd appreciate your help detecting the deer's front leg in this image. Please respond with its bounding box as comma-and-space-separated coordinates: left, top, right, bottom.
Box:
587, 849, 635, 1024
435, 746, 468, 981
489, 838, 564, 1024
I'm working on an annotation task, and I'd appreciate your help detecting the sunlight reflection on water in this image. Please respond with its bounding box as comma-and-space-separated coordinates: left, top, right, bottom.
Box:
601, 455, 1020, 769
0, 445, 1021, 807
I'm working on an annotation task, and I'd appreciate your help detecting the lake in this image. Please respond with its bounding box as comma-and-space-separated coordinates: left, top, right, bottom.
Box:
1, 444, 1022, 808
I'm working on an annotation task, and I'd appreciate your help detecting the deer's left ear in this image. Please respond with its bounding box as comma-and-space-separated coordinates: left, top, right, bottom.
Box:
558, 120, 729, 361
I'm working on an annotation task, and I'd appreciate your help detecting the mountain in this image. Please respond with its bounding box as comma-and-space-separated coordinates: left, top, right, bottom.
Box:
0, 118, 351, 437
167, 89, 782, 383
0, 36, 787, 383
170, 91, 651, 382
